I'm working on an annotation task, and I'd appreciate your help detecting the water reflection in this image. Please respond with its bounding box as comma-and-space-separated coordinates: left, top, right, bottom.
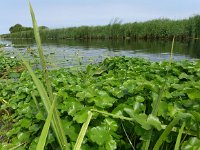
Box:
1, 39, 200, 65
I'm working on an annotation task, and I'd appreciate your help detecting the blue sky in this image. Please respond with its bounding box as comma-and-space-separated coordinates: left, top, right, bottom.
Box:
0, 0, 200, 34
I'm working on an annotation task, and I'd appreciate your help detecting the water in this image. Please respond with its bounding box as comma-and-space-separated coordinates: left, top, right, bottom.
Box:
1, 39, 200, 68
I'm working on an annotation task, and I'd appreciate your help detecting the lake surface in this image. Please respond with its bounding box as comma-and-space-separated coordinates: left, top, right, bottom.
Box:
1, 39, 200, 68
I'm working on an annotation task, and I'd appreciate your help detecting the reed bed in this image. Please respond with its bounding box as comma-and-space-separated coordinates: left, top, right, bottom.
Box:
2, 15, 200, 40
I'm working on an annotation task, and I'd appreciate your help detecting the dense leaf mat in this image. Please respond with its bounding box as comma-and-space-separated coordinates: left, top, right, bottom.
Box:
1, 56, 200, 149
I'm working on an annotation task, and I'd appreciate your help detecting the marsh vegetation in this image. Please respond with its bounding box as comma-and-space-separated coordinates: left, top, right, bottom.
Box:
1, 2, 200, 150
1, 15, 200, 40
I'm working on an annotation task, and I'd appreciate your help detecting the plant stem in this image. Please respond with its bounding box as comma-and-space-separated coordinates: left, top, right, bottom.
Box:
153, 116, 181, 150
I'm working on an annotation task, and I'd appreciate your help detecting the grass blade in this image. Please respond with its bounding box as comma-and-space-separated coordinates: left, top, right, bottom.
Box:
174, 122, 186, 150
18, 52, 50, 107
121, 121, 135, 150
18, 53, 67, 149
153, 115, 181, 150
31, 91, 40, 111
28, 0, 53, 99
27, 1, 68, 149
74, 111, 93, 150
143, 87, 165, 150
169, 36, 175, 64
36, 96, 57, 150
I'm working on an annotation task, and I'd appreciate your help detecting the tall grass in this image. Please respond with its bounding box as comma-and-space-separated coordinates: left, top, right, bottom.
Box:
2, 15, 200, 40
169, 36, 175, 64
153, 115, 181, 150
18, 1, 68, 149
36, 95, 57, 150
74, 111, 93, 150
19, 2, 97, 149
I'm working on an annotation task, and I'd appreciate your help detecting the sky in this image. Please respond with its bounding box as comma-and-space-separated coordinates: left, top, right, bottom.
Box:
0, 0, 200, 34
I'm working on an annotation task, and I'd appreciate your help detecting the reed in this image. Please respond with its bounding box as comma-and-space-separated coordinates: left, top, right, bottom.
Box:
74, 111, 93, 150
169, 36, 175, 64
2, 15, 200, 40
174, 122, 186, 150
18, 1, 68, 149
36, 96, 57, 150
153, 115, 181, 150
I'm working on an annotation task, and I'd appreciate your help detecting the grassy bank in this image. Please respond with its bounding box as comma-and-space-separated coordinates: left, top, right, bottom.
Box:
1, 15, 200, 40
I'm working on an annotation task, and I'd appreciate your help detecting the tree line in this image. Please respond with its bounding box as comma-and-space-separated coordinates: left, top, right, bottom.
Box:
8, 24, 48, 34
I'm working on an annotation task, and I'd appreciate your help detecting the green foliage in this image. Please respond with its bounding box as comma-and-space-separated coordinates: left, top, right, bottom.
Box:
1, 56, 200, 149
174, 122, 186, 150
0, 52, 22, 78
25, 1, 68, 149
9, 24, 32, 33
0, 44, 5, 48
3, 15, 200, 40
7, 24, 48, 35
74, 111, 93, 150
36, 96, 57, 150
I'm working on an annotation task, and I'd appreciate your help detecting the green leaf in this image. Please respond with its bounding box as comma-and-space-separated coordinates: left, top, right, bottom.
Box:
74, 111, 93, 150
27, 1, 68, 148
123, 80, 136, 93
36, 111, 45, 121
124, 102, 145, 115
187, 89, 200, 100
20, 118, 32, 128
134, 114, 151, 130
88, 126, 112, 145
153, 115, 181, 150
66, 100, 84, 116
93, 91, 116, 108
36, 96, 56, 150
157, 101, 168, 117
6, 127, 21, 137
134, 125, 152, 140
17, 132, 30, 142
179, 73, 188, 79
102, 118, 118, 132
109, 87, 124, 98
124, 108, 151, 130
191, 111, 200, 122
174, 122, 185, 150
61, 120, 78, 141
181, 137, 200, 150
21, 105, 31, 114
105, 139, 117, 150
76, 90, 94, 100
135, 95, 145, 102
73, 108, 91, 123
8, 72, 20, 78
147, 114, 162, 131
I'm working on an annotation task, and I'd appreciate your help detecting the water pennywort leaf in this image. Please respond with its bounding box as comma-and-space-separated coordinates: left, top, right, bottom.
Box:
105, 139, 117, 150
102, 118, 118, 132
88, 126, 112, 145
187, 89, 200, 100
17, 132, 30, 142
181, 137, 200, 150
147, 114, 162, 131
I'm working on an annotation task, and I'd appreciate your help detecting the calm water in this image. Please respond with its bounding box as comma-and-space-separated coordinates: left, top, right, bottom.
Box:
1, 39, 200, 68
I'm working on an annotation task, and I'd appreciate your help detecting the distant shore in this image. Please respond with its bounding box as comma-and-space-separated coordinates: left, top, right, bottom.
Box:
1, 15, 200, 40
